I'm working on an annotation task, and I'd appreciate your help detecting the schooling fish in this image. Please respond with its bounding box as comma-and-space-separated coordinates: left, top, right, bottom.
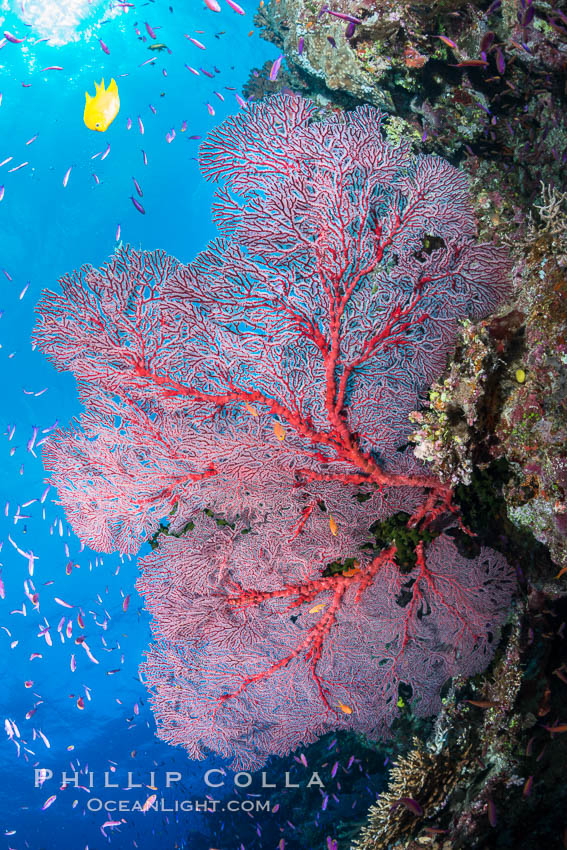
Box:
84, 79, 120, 132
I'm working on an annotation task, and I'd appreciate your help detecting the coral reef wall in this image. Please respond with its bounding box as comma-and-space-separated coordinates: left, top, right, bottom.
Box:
243, 1, 567, 848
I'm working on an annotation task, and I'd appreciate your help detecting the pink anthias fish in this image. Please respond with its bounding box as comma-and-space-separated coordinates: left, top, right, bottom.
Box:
269, 55, 283, 81
4, 31, 26, 44
186, 35, 206, 49
100, 819, 123, 836
225, 0, 245, 13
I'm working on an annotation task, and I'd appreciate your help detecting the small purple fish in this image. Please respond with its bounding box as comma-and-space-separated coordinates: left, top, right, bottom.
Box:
99, 38, 110, 54
269, 54, 283, 81
487, 797, 497, 827
142, 149, 147, 165
4, 30, 26, 44
130, 196, 145, 215
26, 426, 38, 452
145, 22, 156, 39
390, 797, 423, 817
138, 116, 144, 134
235, 93, 247, 108
132, 177, 143, 197
495, 47, 506, 73
345, 21, 356, 38
327, 36, 337, 48
480, 31, 495, 52
323, 8, 362, 24
101, 143, 111, 161
522, 5, 535, 24
201, 67, 214, 78
127, 117, 132, 130
298, 36, 304, 54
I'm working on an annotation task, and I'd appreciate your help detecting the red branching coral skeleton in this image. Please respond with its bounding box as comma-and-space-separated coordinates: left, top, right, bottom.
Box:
33, 95, 515, 769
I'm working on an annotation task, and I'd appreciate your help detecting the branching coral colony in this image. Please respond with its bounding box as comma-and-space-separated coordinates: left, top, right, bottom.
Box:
34, 95, 516, 770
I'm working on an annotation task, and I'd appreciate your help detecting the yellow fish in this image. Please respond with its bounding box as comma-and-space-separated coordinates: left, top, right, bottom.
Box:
309, 603, 325, 614
84, 78, 120, 132
338, 701, 352, 715
329, 515, 338, 536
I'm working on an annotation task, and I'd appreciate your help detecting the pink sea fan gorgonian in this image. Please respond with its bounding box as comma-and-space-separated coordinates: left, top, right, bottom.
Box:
137, 513, 515, 771
33, 95, 515, 769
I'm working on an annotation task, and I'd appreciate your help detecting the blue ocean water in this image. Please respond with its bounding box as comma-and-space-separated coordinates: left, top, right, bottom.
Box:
0, 3, 389, 848
0, 1, 279, 847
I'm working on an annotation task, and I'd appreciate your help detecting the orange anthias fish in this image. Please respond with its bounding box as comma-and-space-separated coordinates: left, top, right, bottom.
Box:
329, 515, 338, 536
84, 79, 120, 132
273, 420, 286, 441
245, 401, 258, 417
